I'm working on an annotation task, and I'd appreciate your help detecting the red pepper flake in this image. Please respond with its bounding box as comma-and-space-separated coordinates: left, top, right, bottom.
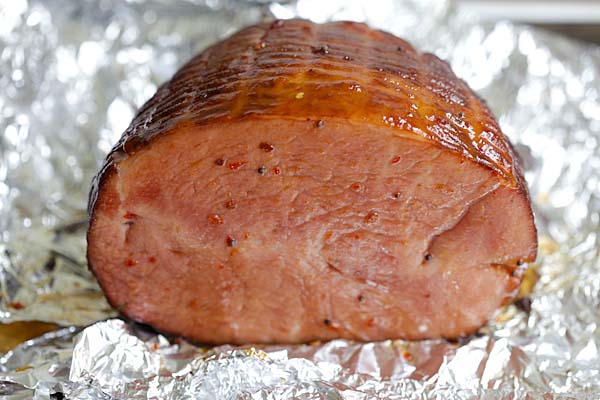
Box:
259, 142, 274, 152
208, 214, 223, 225
402, 350, 414, 361
350, 182, 362, 191
272, 166, 281, 175
391, 155, 402, 164
125, 258, 138, 267
214, 158, 225, 166
228, 161, 247, 170
123, 212, 138, 219
7, 302, 25, 310
324, 231, 332, 240
367, 317, 376, 327
364, 211, 379, 224
226, 235, 236, 247
243, 233, 250, 239
216, 264, 225, 270
225, 199, 237, 209
148, 256, 156, 263
152, 343, 160, 351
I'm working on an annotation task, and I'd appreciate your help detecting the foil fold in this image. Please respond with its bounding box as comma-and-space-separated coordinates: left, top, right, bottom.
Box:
1, 0, 600, 398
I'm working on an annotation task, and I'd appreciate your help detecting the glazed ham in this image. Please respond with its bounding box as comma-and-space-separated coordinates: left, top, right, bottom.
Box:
87, 19, 537, 344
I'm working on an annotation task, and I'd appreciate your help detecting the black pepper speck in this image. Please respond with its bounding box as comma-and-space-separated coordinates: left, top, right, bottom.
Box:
312, 45, 329, 55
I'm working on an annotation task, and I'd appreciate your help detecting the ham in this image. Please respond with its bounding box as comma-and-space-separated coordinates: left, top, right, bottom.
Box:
87, 19, 537, 344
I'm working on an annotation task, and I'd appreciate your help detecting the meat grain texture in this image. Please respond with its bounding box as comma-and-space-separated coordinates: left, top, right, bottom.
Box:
87, 19, 537, 344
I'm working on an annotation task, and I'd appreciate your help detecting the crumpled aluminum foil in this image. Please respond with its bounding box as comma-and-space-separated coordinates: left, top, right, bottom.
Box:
1, 0, 599, 398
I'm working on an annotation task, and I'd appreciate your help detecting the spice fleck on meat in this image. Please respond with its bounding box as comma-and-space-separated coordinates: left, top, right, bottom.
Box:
259, 142, 274, 152
208, 214, 223, 225
228, 161, 247, 170
226, 235, 236, 247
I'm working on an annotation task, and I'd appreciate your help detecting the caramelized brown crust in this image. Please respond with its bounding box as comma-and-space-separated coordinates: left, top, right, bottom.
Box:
90, 19, 527, 213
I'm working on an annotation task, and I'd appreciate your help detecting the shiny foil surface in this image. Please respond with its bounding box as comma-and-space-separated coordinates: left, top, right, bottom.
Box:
1, 0, 599, 398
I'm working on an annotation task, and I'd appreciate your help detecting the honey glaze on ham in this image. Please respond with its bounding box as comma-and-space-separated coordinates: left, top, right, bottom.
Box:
87, 19, 537, 344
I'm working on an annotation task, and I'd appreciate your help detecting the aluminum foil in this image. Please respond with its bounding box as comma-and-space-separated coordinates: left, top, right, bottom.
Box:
1, 0, 599, 398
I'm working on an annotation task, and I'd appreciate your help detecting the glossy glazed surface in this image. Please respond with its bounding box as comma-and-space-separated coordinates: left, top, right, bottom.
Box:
91, 19, 525, 211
